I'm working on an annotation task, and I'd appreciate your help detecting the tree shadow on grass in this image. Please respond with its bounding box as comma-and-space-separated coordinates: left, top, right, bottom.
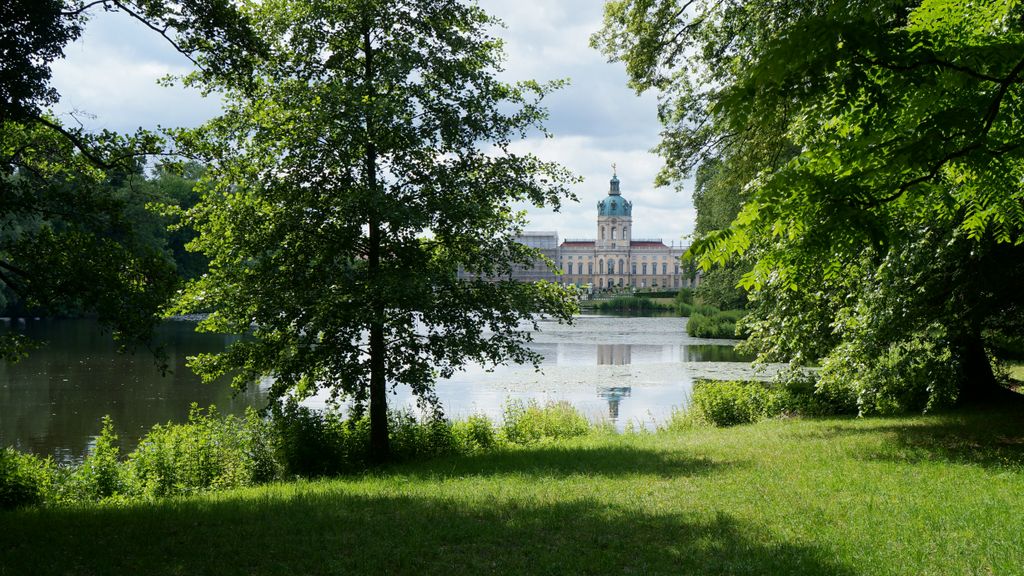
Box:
788, 406, 1024, 468
1, 489, 854, 576
388, 444, 739, 481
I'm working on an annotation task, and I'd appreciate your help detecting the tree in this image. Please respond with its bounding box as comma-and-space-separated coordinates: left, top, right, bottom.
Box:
172, 0, 578, 458
0, 0, 261, 357
690, 159, 748, 310
596, 0, 1024, 410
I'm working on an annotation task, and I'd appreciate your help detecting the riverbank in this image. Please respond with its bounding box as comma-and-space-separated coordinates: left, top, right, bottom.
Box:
4, 406, 1022, 575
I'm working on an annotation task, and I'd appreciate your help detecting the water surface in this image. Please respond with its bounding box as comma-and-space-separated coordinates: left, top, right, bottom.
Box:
1, 316, 752, 459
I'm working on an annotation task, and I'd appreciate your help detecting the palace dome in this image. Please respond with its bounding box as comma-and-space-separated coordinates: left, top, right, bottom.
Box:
597, 174, 632, 217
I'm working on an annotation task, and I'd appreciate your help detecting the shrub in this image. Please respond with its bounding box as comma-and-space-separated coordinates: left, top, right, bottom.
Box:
819, 332, 958, 415
271, 401, 366, 478
659, 407, 705, 433
677, 301, 693, 317
690, 380, 786, 426
127, 405, 281, 498
596, 296, 673, 313
58, 415, 126, 503
501, 399, 591, 444
686, 308, 749, 339
675, 288, 694, 306
272, 403, 472, 476
388, 409, 461, 461
778, 369, 859, 417
0, 448, 53, 510
452, 414, 501, 453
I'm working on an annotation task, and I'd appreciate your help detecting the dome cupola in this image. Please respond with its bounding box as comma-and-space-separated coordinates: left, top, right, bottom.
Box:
597, 171, 632, 217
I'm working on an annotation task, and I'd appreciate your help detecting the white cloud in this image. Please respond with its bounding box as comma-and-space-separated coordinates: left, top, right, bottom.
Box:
46, 0, 695, 240
49, 10, 220, 134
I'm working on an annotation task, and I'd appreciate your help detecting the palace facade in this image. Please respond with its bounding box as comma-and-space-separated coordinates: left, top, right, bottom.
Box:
507, 173, 689, 290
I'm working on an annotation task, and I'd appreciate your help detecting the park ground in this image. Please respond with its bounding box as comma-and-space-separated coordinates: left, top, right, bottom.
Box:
2, 403, 1023, 575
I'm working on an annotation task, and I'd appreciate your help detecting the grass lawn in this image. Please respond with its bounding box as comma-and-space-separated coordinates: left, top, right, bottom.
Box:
3, 407, 1023, 575
1010, 363, 1024, 383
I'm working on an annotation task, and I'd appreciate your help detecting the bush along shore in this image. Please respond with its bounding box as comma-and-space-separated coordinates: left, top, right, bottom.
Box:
3, 388, 1024, 575
0, 372, 937, 511
594, 296, 675, 313
674, 288, 749, 339
0, 400, 599, 511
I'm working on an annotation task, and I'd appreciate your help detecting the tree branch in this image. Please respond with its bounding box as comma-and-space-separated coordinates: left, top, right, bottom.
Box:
60, 0, 108, 17
107, 0, 203, 69
33, 114, 115, 168
861, 55, 1024, 208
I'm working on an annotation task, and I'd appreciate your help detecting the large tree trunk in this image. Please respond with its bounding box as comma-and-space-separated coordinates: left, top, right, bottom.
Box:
954, 331, 1018, 406
368, 298, 390, 460
363, 27, 389, 460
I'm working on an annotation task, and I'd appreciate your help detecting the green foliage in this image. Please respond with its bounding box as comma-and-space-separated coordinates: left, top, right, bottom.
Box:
694, 262, 749, 311
1, 122, 181, 352
674, 288, 694, 306
595, 296, 673, 313
388, 410, 463, 461
451, 414, 501, 454
270, 402, 368, 478
58, 415, 126, 503
128, 404, 279, 498
271, 403, 496, 477
596, 0, 1024, 403
686, 308, 747, 339
0, 447, 53, 510
820, 331, 959, 416
690, 381, 786, 427
500, 400, 591, 445
0, 2, 262, 360
676, 300, 718, 318
690, 374, 860, 427
689, 160, 751, 311
172, 0, 578, 459
4, 404, 510, 508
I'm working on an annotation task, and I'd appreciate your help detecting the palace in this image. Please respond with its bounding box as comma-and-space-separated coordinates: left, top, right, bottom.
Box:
508, 173, 689, 290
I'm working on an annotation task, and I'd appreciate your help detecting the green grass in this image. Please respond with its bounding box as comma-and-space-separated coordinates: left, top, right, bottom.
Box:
595, 296, 674, 313
1010, 363, 1024, 382
4, 407, 1024, 575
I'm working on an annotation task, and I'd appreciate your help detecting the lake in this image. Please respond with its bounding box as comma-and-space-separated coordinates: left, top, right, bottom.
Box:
0, 315, 752, 459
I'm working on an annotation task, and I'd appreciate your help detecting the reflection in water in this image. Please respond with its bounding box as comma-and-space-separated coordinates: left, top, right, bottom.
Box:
597, 344, 631, 365
0, 319, 266, 460
597, 386, 632, 419
4, 316, 749, 458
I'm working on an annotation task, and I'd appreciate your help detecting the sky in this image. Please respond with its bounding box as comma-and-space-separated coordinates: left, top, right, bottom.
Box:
49, 0, 696, 245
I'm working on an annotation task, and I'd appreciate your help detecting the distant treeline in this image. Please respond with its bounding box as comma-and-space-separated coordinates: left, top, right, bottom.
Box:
1, 163, 207, 318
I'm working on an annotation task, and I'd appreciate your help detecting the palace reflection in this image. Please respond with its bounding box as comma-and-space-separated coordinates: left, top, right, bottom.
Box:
597, 344, 631, 365
597, 386, 632, 420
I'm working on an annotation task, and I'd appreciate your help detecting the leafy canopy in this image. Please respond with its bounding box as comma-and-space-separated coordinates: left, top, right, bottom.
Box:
597, 0, 1024, 410
172, 0, 578, 455
0, 0, 262, 357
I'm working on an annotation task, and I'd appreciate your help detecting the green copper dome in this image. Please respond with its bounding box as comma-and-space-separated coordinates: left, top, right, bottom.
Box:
597, 174, 632, 217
